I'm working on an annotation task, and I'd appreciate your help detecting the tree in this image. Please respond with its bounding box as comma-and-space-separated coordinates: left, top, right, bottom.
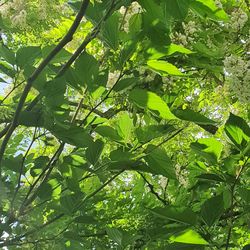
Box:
0, 0, 249, 249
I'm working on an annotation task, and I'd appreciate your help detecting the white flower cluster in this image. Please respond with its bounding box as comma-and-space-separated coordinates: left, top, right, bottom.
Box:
226, 8, 248, 32
173, 21, 197, 46
0, 0, 27, 28
107, 71, 120, 88
119, 2, 141, 33
224, 55, 250, 103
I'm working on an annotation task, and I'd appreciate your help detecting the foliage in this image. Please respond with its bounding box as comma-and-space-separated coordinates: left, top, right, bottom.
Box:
0, 0, 250, 249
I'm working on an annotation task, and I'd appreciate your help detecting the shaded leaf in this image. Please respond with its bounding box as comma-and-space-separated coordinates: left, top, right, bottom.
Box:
150, 206, 197, 225
144, 145, 176, 179
86, 139, 104, 165
201, 194, 224, 227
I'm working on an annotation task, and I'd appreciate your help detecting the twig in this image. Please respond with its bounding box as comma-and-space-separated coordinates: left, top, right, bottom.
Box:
0, 81, 24, 105
139, 172, 168, 206
10, 127, 37, 211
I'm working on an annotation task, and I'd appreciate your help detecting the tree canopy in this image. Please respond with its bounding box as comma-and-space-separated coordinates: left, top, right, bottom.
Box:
0, 0, 249, 249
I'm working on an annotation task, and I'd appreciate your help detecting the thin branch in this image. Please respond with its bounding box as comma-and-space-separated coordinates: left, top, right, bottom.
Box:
79, 71, 125, 127
74, 170, 124, 211
0, 0, 91, 173
139, 172, 168, 206
10, 127, 38, 211
225, 156, 249, 250
0, 81, 24, 105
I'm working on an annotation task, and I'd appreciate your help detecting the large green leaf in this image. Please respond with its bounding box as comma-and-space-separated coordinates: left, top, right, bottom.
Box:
147, 60, 184, 76
190, 0, 228, 21
144, 145, 176, 179
52, 125, 93, 148
201, 194, 224, 227
117, 112, 134, 144
151, 206, 197, 225
2, 155, 23, 173
224, 113, 250, 149
146, 43, 193, 60
135, 124, 175, 143
173, 109, 216, 125
86, 139, 104, 165
74, 52, 99, 87
37, 178, 61, 200
164, 0, 191, 20
170, 229, 208, 245
95, 125, 123, 141
100, 13, 120, 50
16, 46, 41, 68
113, 77, 137, 92
129, 88, 177, 120
191, 138, 223, 164
0, 44, 16, 65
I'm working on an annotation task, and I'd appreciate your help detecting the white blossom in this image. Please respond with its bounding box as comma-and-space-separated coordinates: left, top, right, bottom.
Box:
224, 55, 250, 103
226, 8, 248, 31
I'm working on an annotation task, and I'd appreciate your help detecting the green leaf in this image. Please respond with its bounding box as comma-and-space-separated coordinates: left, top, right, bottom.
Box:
0, 44, 16, 65
74, 52, 99, 87
238, 187, 250, 204
16, 46, 41, 68
147, 60, 184, 76
129, 88, 177, 120
191, 138, 223, 164
2, 155, 23, 173
166, 44, 193, 55
113, 77, 137, 92
173, 109, 216, 125
201, 194, 224, 227
95, 125, 123, 141
74, 214, 97, 224
151, 206, 197, 225
42, 46, 72, 63
224, 113, 250, 149
147, 44, 193, 60
135, 124, 175, 143
0, 61, 15, 77
196, 173, 225, 182
164, 0, 191, 20
144, 145, 176, 179
110, 148, 133, 162
52, 125, 93, 148
170, 229, 208, 245
86, 139, 104, 165
19, 110, 45, 127
106, 227, 123, 246
191, 0, 228, 21
101, 12, 120, 50
117, 112, 134, 143
30, 156, 49, 177
37, 178, 61, 200
60, 194, 80, 214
